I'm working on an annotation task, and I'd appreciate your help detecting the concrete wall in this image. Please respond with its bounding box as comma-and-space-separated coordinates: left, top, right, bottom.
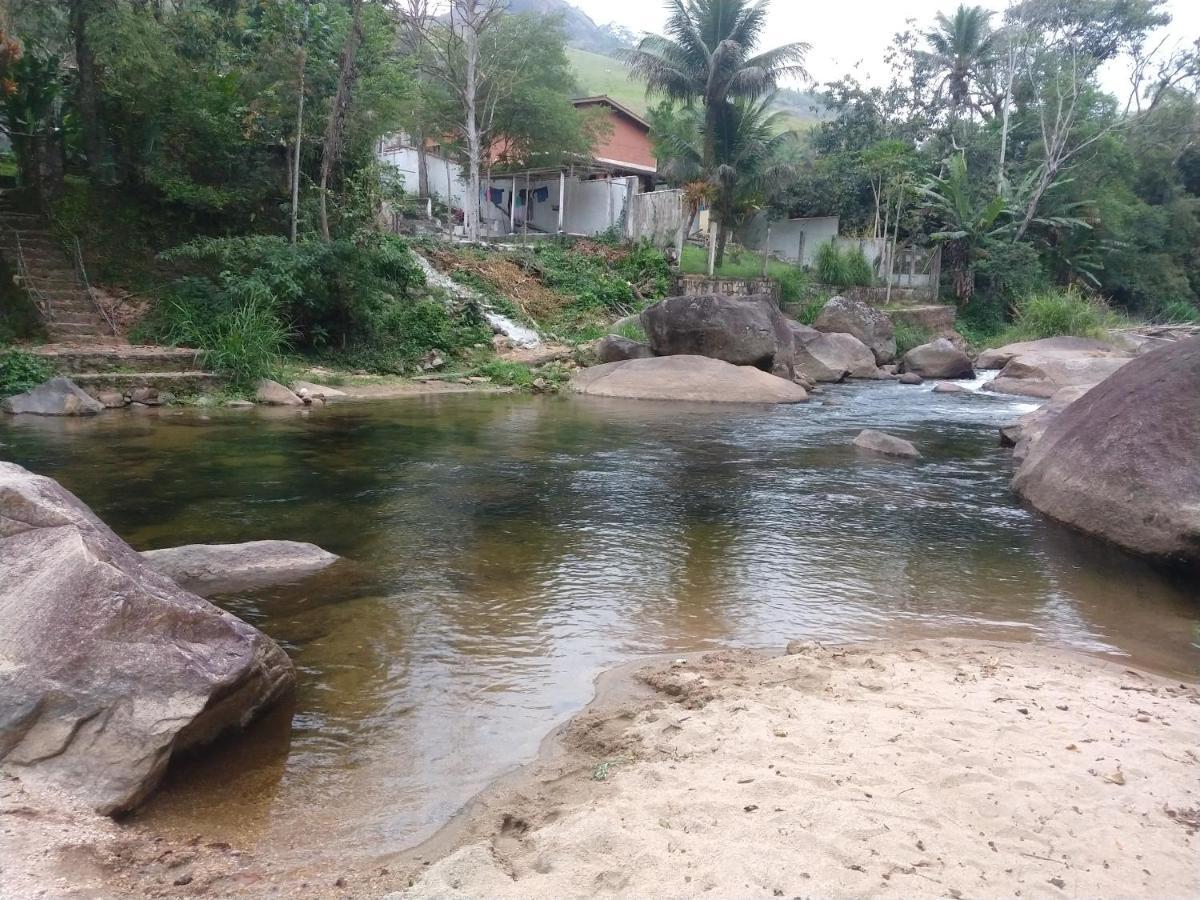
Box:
626, 189, 684, 247
744, 216, 839, 266
378, 144, 467, 210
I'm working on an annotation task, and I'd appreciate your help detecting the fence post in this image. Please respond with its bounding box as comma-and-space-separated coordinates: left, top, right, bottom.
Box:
761, 220, 771, 276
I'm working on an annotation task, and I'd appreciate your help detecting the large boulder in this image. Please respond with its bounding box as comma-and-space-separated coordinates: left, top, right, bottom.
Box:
570, 355, 808, 404
901, 338, 974, 379
790, 325, 878, 382
984, 354, 1129, 399
0, 463, 295, 815
642, 294, 790, 370
2, 377, 104, 416
814, 295, 896, 364
142, 540, 340, 597
976, 336, 1123, 370
999, 384, 1094, 464
595, 334, 655, 364
1012, 337, 1200, 564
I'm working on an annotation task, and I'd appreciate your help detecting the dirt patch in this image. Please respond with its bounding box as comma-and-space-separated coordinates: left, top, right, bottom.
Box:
425, 247, 567, 322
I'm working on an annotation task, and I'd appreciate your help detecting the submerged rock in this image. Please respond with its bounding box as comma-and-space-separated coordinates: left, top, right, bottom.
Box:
814, 295, 896, 364
0, 463, 294, 815
142, 540, 340, 597
1012, 337, 1200, 564
291, 380, 348, 402
571, 355, 808, 404
852, 429, 921, 458
2, 377, 104, 416
901, 338, 974, 380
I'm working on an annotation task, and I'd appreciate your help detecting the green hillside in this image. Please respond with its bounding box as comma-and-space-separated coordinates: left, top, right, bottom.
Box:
567, 47, 649, 114
567, 47, 820, 132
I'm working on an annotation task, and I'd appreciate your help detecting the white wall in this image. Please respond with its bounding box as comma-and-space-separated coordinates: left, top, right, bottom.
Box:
767, 216, 840, 265
626, 188, 684, 247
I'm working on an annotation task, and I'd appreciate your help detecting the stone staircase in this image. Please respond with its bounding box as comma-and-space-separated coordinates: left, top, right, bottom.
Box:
0, 192, 221, 399
0, 196, 116, 342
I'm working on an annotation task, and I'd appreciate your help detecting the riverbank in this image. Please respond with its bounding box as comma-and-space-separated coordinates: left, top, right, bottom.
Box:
393, 639, 1199, 899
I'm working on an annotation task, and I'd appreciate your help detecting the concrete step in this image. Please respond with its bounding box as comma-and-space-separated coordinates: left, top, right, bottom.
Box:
31, 345, 204, 375
72, 371, 223, 395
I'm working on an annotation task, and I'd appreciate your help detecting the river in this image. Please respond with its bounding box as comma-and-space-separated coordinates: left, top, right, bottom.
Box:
2, 377, 1196, 872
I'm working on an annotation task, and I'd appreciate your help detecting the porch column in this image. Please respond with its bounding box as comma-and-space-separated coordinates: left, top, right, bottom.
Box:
557, 170, 565, 234
509, 176, 517, 235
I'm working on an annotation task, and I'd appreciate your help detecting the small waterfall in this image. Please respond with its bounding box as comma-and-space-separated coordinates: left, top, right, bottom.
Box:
410, 250, 541, 349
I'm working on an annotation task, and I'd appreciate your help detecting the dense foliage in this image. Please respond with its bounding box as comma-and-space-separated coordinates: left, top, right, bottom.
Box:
0, 347, 55, 398
769, 1, 1200, 327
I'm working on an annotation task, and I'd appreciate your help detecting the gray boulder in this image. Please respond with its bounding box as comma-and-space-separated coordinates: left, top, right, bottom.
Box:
1000, 385, 1093, 464
2, 377, 103, 416
1012, 337, 1200, 564
984, 354, 1129, 399
902, 338, 975, 379
571, 355, 808, 404
255, 379, 303, 406
642, 294, 790, 370
932, 382, 968, 393
142, 540, 340, 597
0, 463, 294, 815
976, 336, 1123, 370
897, 372, 923, 385
852, 429, 921, 458
595, 334, 655, 364
791, 325, 878, 382
814, 295, 896, 364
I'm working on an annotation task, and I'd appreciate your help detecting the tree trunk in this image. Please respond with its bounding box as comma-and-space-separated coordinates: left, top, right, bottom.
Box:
318, 0, 364, 242
462, 12, 482, 241
996, 45, 1016, 193
416, 131, 430, 197
69, 0, 105, 182
290, 47, 306, 244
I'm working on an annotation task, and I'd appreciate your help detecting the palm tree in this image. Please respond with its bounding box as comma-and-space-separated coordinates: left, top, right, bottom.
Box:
623, 0, 808, 265
657, 94, 799, 264
922, 4, 996, 121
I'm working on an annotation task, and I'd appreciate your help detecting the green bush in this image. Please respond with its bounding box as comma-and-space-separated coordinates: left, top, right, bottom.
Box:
975, 239, 1047, 312
0, 348, 55, 397
893, 322, 933, 356
792, 298, 826, 325
1012, 288, 1109, 340
814, 242, 873, 287
777, 266, 809, 302
614, 319, 648, 342
476, 359, 534, 387
1155, 298, 1200, 324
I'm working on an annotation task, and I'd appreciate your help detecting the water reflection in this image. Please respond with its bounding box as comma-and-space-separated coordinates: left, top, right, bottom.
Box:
1, 381, 1196, 864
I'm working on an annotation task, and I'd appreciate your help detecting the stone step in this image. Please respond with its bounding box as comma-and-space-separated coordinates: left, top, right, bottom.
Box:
72, 371, 224, 395
31, 345, 205, 375
49, 322, 112, 338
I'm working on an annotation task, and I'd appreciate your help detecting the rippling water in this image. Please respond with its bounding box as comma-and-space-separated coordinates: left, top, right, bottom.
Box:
2, 379, 1196, 861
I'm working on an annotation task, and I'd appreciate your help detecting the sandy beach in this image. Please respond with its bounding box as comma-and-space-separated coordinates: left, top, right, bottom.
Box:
3, 639, 1197, 899
393, 640, 1199, 899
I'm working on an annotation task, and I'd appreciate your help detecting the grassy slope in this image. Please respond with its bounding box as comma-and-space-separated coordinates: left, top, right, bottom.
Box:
567, 47, 649, 113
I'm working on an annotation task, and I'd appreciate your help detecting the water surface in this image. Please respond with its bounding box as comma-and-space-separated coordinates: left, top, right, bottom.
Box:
2, 379, 1196, 863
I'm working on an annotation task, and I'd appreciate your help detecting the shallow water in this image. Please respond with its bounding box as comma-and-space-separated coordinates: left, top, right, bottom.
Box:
2, 379, 1197, 864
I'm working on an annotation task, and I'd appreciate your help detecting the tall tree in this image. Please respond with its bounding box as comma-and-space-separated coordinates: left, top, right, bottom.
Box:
318, 0, 365, 241
68, 0, 105, 180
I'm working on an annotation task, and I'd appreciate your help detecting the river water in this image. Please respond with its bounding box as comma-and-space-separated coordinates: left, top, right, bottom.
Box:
2, 379, 1196, 867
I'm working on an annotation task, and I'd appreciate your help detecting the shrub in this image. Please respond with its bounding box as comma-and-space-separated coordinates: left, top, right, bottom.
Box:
975, 239, 1046, 313
1012, 288, 1109, 340
893, 322, 933, 357
776, 265, 809, 302
614, 319, 648, 342
1155, 298, 1200, 324
476, 359, 533, 387
814, 242, 873, 287
793, 298, 826, 325
0, 347, 55, 397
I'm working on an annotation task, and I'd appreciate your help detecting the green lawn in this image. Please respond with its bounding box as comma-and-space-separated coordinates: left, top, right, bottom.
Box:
678, 244, 797, 280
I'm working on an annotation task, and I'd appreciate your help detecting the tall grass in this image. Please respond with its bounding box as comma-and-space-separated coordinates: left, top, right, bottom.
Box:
1012, 287, 1109, 340
814, 243, 873, 287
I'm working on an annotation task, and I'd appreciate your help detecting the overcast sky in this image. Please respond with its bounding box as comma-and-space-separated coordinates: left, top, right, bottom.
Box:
569, 0, 1200, 95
